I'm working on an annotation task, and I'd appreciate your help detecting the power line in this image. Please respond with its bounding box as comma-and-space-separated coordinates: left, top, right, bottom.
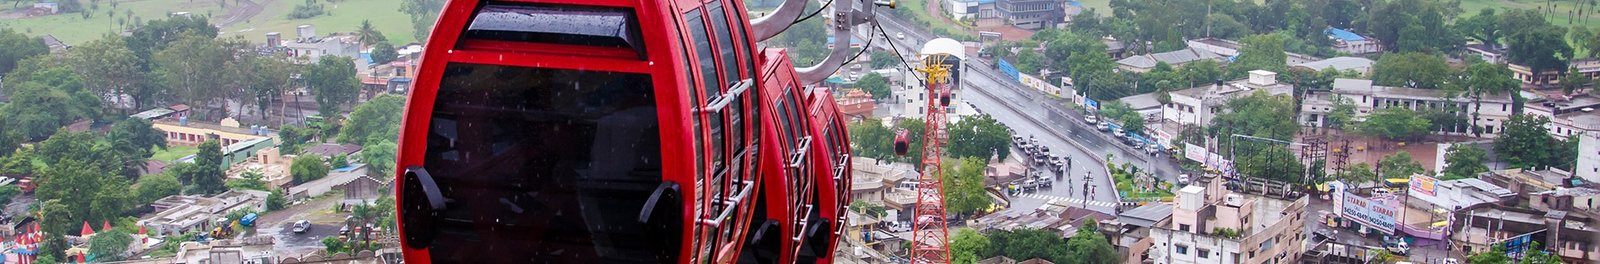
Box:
788, 0, 835, 27
841, 20, 879, 67
875, 22, 925, 83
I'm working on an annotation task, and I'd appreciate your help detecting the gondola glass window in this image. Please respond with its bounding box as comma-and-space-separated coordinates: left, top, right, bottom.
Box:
420, 63, 673, 263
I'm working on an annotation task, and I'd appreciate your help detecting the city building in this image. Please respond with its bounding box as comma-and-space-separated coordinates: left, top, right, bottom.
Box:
943, 0, 997, 20
1580, 132, 1600, 183
1324, 28, 1380, 54
1185, 38, 1321, 65
1147, 177, 1309, 264
1509, 58, 1600, 85
1291, 57, 1375, 76
1162, 70, 1292, 126
1450, 207, 1598, 262
1525, 93, 1600, 138
1299, 78, 1514, 136
1115, 47, 1224, 73
1465, 44, 1505, 64
849, 157, 914, 206
1103, 203, 1175, 263
280, 25, 361, 62
997, 0, 1063, 30
138, 190, 270, 236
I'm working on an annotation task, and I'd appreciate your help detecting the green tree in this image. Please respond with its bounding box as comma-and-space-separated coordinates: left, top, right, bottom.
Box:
1229, 34, 1288, 77
193, 140, 227, 194
1519, 242, 1564, 264
1378, 152, 1427, 180
135, 173, 182, 204
1358, 108, 1432, 140
278, 126, 318, 154
894, 118, 928, 165
1571, 26, 1597, 57
943, 158, 993, 216
0, 74, 101, 141
35, 131, 108, 168
1100, 100, 1145, 132
848, 200, 886, 218
1209, 90, 1303, 181
266, 189, 288, 211
356, 20, 387, 47
1332, 162, 1378, 184
1494, 115, 1558, 169
399, 0, 444, 41
848, 121, 895, 160
947, 114, 1012, 160
950, 228, 990, 264
855, 72, 891, 101
1563, 66, 1592, 95
1458, 8, 1502, 48
0, 185, 20, 205
0, 28, 47, 75
1441, 144, 1489, 180
291, 155, 330, 184
362, 140, 398, 176
1372, 52, 1452, 89
250, 56, 297, 124
1458, 62, 1522, 136
1466, 243, 1512, 264
87, 229, 132, 261
106, 118, 168, 178
226, 169, 269, 191
869, 51, 897, 69
370, 42, 399, 65
337, 94, 405, 145
37, 158, 130, 227
1178, 59, 1223, 88
1323, 97, 1357, 129
983, 228, 1070, 262
155, 32, 227, 113
67, 34, 145, 111
1065, 219, 1120, 264
307, 56, 361, 119
321, 236, 347, 253
1506, 26, 1574, 85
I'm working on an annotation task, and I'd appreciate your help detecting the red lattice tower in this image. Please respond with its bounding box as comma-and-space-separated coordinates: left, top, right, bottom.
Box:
911, 53, 954, 264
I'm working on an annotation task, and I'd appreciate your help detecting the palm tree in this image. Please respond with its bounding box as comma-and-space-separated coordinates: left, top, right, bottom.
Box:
357, 20, 382, 47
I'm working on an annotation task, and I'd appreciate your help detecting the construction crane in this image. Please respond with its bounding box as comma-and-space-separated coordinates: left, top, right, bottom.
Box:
907, 39, 965, 264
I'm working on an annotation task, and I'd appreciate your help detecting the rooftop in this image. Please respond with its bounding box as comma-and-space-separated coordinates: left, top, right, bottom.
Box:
1331, 78, 1513, 103
1294, 57, 1374, 72
1117, 203, 1175, 227
1325, 27, 1366, 42
304, 143, 363, 158
1118, 92, 1163, 111
1116, 47, 1222, 69
1246, 194, 1293, 237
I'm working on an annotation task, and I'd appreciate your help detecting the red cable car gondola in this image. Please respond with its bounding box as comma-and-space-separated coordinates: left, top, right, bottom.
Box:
803, 87, 852, 264
893, 129, 911, 156
742, 49, 818, 264
939, 87, 952, 107
394, 0, 765, 263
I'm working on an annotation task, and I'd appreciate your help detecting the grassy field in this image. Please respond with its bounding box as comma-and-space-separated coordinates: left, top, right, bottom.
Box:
0, 0, 225, 44
230, 0, 415, 44
901, 0, 974, 39
151, 145, 198, 162
1459, 0, 1600, 56
0, 0, 415, 45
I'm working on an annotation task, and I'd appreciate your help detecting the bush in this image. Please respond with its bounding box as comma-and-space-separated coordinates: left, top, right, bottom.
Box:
286, 0, 325, 19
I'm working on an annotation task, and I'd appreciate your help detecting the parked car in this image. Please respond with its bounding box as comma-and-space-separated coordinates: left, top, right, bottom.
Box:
897, 32, 906, 39
1084, 114, 1099, 125
1177, 174, 1191, 185
292, 220, 311, 233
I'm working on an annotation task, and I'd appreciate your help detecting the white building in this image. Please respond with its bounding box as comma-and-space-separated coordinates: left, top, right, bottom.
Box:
1525, 93, 1600, 138
1148, 177, 1308, 264
1325, 28, 1381, 54
282, 25, 361, 62
1299, 79, 1514, 136
1578, 132, 1600, 183
943, 0, 997, 19
1162, 70, 1293, 126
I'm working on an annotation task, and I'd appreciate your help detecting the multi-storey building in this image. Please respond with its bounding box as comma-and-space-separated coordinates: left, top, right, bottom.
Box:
1299, 78, 1514, 136
997, 0, 1062, 30
1148, 176, 1309, 264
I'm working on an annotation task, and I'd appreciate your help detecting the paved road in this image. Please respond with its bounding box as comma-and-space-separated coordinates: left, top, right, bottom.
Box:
868, 13, 1134, 214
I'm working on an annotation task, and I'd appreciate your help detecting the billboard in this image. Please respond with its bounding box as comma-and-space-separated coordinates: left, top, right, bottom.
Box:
1330, 181, 1398, 234
1409, 174, 1437, 197
1185, 143, 1207, 162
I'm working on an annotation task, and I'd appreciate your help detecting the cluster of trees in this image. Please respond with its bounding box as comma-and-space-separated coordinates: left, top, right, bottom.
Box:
337, 94, 405, 176
1493, 115, 1579, 171
942, 158, 992, 216
400, 0, 446, 41
1465, 242, 1565, 264
1206, 91, 1305, 182
950, 222, 1120, 264
848, 116, 1008, 215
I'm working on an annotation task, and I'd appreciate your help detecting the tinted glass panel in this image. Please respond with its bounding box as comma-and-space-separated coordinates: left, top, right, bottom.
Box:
731, 4, 755, 78
687, 11, 721, 101
422, 63, 671, 263
709, 2, 739, 83
464, 3, 642, 52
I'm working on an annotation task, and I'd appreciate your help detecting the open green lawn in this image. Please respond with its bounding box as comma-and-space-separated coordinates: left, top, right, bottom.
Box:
230, 0, 414, 44
0, 0, 226, 44
150, 145, 198, 162
0, 0, 415, 45
1460, 0, 1600, 55
902, 0, 974, 39
1076, 0, 1111, 16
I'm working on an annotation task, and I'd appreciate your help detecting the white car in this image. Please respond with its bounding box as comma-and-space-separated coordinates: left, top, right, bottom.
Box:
897, 32, 906, 40
1177, 174, 1190, 185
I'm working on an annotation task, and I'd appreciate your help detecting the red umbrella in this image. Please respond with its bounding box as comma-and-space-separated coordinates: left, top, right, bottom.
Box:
80, 222, 93, 237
